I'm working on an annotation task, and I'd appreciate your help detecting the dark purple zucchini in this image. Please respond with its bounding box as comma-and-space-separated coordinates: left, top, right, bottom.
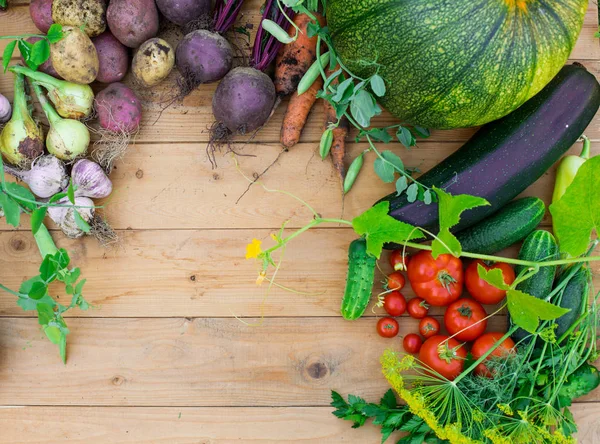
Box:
378, 64, 600, 233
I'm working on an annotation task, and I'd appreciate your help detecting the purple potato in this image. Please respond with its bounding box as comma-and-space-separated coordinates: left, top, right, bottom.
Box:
155, 0, 211, 26
212, 67, 276, 133
176, 30, 233, 85
29, 0, 54, 33
106, 0, 159, 48
92, 31, 129, 83
95, 82, 143, 133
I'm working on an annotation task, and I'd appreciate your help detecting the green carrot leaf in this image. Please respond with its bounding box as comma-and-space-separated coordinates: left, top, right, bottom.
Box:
2, 40, 17, 73
0, 194, 21, 227
30, 208, 47, 235
506, 289, 570, 333
431, 187, 489, 258
352, 201, 424, 258
549, 155, 600, 257
46, 24, 64, 44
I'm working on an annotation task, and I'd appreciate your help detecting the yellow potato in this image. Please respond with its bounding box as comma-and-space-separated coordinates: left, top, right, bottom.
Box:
132, 38, 175, 88
52, 0, 107, 38
50, 26, 99, 84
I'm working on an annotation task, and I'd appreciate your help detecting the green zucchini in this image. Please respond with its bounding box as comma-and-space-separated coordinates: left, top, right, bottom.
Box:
554, 267, 590, 340
341, 239, 376, 320
455, 197, 545, 255
511, 230, 559, 343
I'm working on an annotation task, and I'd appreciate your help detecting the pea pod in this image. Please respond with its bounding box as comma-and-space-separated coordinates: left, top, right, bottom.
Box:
297, 52, 330, 95
320, 128, 334, 159
343, 152, 364, 194
261, 19, 295, 44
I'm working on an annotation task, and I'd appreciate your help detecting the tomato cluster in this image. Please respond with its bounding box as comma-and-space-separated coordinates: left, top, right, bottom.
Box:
374, 250, 517, 380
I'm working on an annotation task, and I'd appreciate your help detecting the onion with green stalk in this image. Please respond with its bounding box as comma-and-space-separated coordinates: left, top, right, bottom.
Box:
0, 72, 44, 168
10, 65, 94, 119
31, 83, 90, 161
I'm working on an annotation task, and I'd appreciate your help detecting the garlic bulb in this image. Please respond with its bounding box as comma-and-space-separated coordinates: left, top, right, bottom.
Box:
48, 196, 94, 239
71, 159, 113, 199
4, 155, 69, 198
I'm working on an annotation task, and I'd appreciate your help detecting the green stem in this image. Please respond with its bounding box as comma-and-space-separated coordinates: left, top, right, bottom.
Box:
580, 135, 591, 159
31, 82, 61, 125
402, 241, 600, 268
34, 223, 58, 258
10, 65, 62, 90
454, 327, 517, 383
0, 283, 23, 297
0, 34, 43, 40
11, 72, 28, 121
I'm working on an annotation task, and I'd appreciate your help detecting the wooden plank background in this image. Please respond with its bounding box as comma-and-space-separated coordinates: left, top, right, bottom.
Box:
1, 1, 600, 442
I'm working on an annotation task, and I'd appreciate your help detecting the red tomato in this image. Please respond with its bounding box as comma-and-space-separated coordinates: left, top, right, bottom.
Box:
377, 317, 399, 338
407, 251, 464, 306
403, 333, 423, 354
418, 335, 467, 381
471, 332, 516, 377
465, 260, 516, 305
383, 291, 407, 316
387, 271, 406, 291
444, 298, 487, 341
389, 250, 411, 271
419, 316, 440, 339
407, 297, 429, 319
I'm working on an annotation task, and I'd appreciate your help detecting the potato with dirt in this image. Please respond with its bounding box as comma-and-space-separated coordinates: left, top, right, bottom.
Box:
52, 0, 107, 37
132, 38, 175, 88
50, 26, 99, 84
106, 0, 159, 49
92, 31, 129, 83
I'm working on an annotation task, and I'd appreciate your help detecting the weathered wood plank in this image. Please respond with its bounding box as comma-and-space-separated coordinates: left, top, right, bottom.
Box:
0, 404, 598, 443
0, 228, 598, 318
2, 316, 599, 407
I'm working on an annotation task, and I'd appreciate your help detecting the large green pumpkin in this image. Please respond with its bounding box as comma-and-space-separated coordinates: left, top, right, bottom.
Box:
327, 0, 588, 129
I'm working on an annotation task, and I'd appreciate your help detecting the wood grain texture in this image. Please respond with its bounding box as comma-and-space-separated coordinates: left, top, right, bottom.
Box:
0, 404, 598, 443
1, 316, 598, 407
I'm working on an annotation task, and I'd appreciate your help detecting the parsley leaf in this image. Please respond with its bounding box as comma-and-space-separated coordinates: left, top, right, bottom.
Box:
352, 201, 424, 258
549, 155, 600, 257
431, 187, 489, 258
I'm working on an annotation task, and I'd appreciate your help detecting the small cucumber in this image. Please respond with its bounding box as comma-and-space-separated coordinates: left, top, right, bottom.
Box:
511, 230, 559, 343
455, 197, 545, 255
553, 267, 590, 340
341, 238, 376, 320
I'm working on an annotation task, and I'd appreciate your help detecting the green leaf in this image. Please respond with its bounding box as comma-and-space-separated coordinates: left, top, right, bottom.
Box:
30, 208, 47, 235
370, 74, 386, 97
36, 302, 55, 326
28, 281, 48, 300
63, 267, 81, 285
374, 158, 395, 183
431, 187, 489, 258
2, 40, 17, 73
395, 176, 408, 196
30, 38, 50, 67
352, 201, 424, 258
46, 24, 64, 44
413, 126, 430, 138
397, 126, 416, 148
0, 194, 21, 227
49, 191, 68, 204
406, 183, 418, 203
323, 69, 342, 91
332, 77, 354, 103
423, 189, 433, 205
350, 90, 381, 128
362, 128, 392, 143
320, 129, 334, 159
477, 264, 511, 290
506, 289, 570, 333
39, 254, 58, 282
44, 325, 62, 344
67, 179, 75, 204
380, 389, 396, 409
0, 0, 7, 8
54, 249, 70, 270
549, 155, 600, 257
557, 363, 600, 407
6, 182, 37, 210
18, 39, 39, 70
75, 278, 86, 295
74, 210, 91, 233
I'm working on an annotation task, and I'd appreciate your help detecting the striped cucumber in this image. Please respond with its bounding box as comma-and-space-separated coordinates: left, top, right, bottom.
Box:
511, 230, 559, 343
455, 197, 545, 255
341, 238, 376, 320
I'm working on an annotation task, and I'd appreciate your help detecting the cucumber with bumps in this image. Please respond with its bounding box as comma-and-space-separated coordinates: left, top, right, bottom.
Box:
341, 238, 376, 320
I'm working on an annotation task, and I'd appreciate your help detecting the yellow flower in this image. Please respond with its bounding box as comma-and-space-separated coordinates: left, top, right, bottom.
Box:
245, 239, 262, 259
256, 271, 266, 286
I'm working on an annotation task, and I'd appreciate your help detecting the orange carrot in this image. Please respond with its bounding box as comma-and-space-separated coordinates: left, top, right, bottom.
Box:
274, 12, 325, 98
324, 98, 349, 187
280, 75, 323, 149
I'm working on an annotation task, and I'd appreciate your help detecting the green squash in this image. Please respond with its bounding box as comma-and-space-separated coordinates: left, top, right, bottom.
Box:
327, 0, 588, 129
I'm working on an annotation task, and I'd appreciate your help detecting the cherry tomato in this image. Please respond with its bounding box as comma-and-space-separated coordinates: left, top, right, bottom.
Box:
389, 250, 411, 271
465, 260, 515, 305
418, 335, 467, 381
377, 317, 399, 338
407, 251, 464, 306
419, 316, 440, 339
383, 291, 407, 316
471, 332, 516, 377
403, 333, 423, 354
444, 298, 487, 341
407, 297, 429, 319
386, 271, 406, 291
